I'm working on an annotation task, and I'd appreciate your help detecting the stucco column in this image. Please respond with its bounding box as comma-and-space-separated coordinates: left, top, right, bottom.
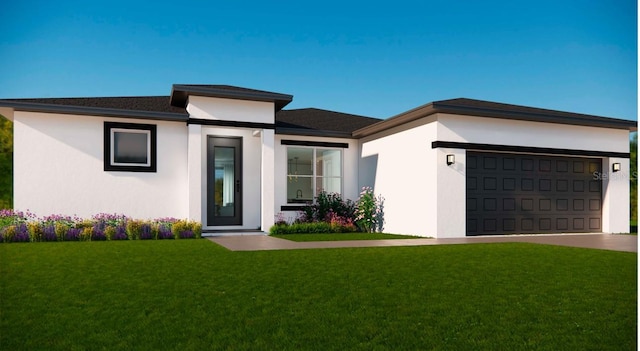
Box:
187, 124, 202, 222
602, 157, 630, 233
261, 129, 275, 231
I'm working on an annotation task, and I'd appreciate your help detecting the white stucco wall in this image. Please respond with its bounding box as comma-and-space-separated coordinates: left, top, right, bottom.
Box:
359, 113, 632, 238
186, 95, 276, 230
187, 96, 274, 124
275, 135, 360, 222
601, 157, 631, 233
198, 127, 264, 231
437, 113, 629, 152
436, 113, 631, 236
359, 117, 438, 236
13, 111, 188, 219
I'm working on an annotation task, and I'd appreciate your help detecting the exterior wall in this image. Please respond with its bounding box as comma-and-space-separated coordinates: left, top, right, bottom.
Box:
187, 96, 275, 124
275, 134, 360, 223
436, 113, 631, 236
436, 113, 629, 151
359, 113, 631, 238
601, 157, 631, 233
198, 126, 264, 230
186, 96, 276, 231
359, 117, 438, 236
13, 111, 188, 219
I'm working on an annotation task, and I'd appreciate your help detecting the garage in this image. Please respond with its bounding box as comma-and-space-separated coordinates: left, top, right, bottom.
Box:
466, 151, 602, 236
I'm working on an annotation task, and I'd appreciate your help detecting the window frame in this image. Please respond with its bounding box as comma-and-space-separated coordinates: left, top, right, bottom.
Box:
104, 122, 157, 172
286, 146, 343, 204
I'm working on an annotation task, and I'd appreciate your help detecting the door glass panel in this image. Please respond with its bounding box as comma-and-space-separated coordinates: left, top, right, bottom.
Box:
214, 147, 234, 217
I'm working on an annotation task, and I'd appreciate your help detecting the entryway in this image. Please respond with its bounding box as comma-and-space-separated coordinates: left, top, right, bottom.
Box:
207, 136, 243, 226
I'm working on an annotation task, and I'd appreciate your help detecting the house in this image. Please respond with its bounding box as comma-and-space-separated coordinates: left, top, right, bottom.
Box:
0, 84, 635, 237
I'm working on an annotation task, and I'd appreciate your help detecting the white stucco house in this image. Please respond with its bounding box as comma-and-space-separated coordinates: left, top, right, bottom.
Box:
0, 84, 635, 237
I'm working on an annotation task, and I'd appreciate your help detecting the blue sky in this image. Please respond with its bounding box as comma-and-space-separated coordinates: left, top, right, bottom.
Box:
0, 0, 636, 121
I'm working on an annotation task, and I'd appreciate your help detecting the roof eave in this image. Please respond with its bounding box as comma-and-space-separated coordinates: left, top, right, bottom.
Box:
433, 102, 638, 131
0, 101, 189, 122
276, 127, 355, 139
171, 84, 293, 112
353, 101, 637, 138
352, 102, 437, 138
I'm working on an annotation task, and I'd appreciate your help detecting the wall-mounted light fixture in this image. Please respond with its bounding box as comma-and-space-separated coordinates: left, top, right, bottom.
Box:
612, 163, 621, 172
446, 154, 455, 166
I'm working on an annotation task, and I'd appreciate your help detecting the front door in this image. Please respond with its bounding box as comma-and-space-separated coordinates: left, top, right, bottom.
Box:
207, 136, 242, 226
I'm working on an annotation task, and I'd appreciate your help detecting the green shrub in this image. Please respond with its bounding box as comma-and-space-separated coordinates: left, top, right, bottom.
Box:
80, 227, 92, 241
2, 225, 16, 242
104, 226, 116, 241
55, 223, 69, 241
299, 191, 356, 223
126, 220, 145, 240
270, 222, 346, 235
172, 220, 202, 239
28, 222, 42, 242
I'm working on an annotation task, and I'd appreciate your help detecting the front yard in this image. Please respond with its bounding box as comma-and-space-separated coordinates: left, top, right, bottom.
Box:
0, 240, 636, 350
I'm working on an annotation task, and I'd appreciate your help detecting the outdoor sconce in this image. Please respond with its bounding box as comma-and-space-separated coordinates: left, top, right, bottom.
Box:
612, 163, 621, 172
446, 154, 455, 166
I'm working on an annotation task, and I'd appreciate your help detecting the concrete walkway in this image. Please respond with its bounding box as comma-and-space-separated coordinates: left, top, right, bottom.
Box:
208, 233, 637, 253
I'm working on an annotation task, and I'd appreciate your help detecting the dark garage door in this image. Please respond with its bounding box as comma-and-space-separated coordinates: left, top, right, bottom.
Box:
466, 152, 602, 236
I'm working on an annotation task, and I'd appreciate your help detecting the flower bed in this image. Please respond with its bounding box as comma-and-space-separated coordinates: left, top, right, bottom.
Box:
0, 210, 202, 243
270, 188, 385, 235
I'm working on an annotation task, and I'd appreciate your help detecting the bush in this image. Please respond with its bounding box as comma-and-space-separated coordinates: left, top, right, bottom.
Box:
172, 220, 203, 239
157, 225, 174, 240
271, 189, 384, 234
0, 211, 203, 243
270, 221, 356, 235
299, 192, 356, 224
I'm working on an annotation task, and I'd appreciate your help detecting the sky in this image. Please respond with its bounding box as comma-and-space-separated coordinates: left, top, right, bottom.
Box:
0, 0, 636, 121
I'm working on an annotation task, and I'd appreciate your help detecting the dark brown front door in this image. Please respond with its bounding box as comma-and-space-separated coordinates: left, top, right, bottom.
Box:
466, 152, 602, 236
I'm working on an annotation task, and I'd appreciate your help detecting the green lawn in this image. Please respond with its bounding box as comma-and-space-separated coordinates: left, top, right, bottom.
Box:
1, 240, 636, 350
271, 233, 422, 241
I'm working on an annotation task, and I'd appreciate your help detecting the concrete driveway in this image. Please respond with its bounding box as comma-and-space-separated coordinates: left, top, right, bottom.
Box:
208, 233, 637, 252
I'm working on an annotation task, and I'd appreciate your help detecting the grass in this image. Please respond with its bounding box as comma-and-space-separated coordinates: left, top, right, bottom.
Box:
271, 232, 422, 241
1, 240, 636, 350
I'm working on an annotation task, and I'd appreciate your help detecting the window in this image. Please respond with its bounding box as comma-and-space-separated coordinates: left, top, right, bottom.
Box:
104, 122, 157, 172
287, 147, 342, 203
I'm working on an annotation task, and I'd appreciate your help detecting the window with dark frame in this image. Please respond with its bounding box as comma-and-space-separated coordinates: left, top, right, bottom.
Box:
104, 122, 157, 172
286, 146, 342, 204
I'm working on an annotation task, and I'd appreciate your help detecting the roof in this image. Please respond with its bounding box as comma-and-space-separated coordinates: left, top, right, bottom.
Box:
353, 97, 637, 137
276, 108, 381, 137
170, 84, 293, 112
0, 89, 634, 138
0, 96, 188, 121
0, 94, 380, 137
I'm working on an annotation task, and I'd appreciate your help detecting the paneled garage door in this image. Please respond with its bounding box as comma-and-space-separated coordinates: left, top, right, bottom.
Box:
466, 152, 602, 236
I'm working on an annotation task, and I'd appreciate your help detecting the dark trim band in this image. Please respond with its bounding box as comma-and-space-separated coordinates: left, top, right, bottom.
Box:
281, 140, 349, 148
281, 205, 307, 211
431, 141, 630, 158
187, 118, 276, 129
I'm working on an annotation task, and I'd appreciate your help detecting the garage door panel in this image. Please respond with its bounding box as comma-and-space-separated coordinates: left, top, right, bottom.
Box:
466, 152, 602, 236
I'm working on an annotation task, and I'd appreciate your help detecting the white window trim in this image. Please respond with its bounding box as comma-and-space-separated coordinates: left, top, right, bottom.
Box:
110, 128, 152, 167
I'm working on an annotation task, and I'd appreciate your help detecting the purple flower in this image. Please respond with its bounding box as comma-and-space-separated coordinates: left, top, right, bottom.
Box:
179, 230, 194, 239
91, 225, 107, 241
42, 225, 58, 242
157, 226, 174, 240
12, 223, 30, 242
65, 228, 82, 241
140, 224, 153, 240
113, 225, 128, 240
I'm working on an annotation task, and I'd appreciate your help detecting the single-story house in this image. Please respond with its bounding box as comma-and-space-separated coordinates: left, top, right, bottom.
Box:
0, 84, 635, 237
